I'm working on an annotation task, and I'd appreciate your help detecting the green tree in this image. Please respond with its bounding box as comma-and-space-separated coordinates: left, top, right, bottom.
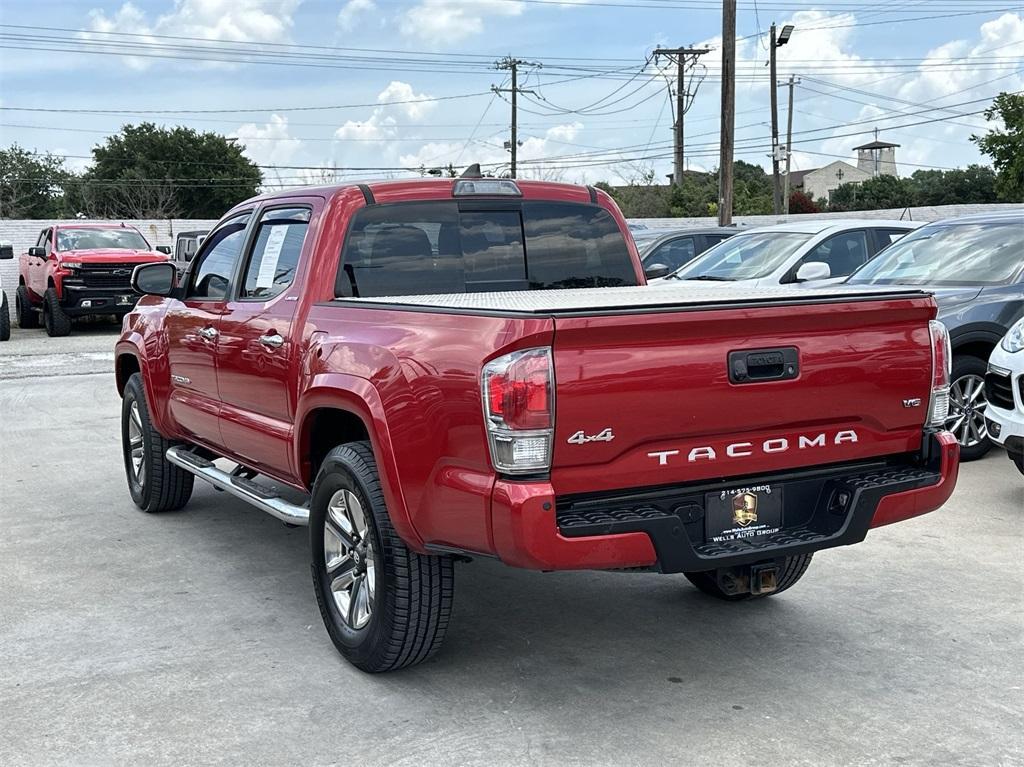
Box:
72, 123, 263, 218
828, 175, 915, 211
971, 92, 1024, 201
908, 165, 997, 205
0, 144, 71, 218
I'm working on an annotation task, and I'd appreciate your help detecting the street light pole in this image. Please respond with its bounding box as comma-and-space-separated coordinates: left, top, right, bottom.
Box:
769, 24, 794, 216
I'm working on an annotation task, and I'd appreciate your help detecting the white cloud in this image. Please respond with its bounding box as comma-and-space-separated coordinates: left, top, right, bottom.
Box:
83, 0, 303, 68
338, 0, 376, 31
233, 114, 302, 167
397, 122, 595, 181
400, 0, 524, 45
334, 81, 437, 142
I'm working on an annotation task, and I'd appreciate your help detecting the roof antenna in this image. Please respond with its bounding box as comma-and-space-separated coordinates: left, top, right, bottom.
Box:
460, 163, 484, 179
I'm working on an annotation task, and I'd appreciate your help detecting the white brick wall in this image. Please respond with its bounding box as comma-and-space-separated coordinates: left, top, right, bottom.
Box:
0, 219, 218, 324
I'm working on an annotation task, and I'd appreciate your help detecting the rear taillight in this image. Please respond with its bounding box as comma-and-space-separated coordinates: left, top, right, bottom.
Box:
927, 320, 952, 428
481, 348, 554, 474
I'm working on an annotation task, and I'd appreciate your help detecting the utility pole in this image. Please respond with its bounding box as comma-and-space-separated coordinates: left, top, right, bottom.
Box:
493, 57, 538, 179
782, 75, 800, 215
718, 0, 736, 226
653, 47, 709, 188
769, 24, 794, 216
770, 24, 781, 215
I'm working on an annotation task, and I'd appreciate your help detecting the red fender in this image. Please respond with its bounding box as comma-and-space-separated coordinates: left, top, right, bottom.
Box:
295, 374, 424, 551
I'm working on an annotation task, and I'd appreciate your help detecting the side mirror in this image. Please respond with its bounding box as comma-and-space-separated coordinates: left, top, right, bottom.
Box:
132, 262, 177, 297
644, 263, 671, 280
0, 244, 13, 260
28, 246, 46, 258
795, 261, 831, 282
155, 245, 172, 255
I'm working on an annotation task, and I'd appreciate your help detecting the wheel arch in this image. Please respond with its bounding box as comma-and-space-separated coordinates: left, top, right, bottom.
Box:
949, 323, 1003, 363
296, 376, 423, 550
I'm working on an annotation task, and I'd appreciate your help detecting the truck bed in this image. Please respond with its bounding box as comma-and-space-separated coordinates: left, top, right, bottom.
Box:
332, 284, 930, 316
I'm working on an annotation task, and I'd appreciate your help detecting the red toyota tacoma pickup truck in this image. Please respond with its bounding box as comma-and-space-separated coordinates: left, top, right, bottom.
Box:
17, 223, 171, 336
116, 178, 959, 672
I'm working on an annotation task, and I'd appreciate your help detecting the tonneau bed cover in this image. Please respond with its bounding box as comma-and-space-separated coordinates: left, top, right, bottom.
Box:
333, 284, 931, 316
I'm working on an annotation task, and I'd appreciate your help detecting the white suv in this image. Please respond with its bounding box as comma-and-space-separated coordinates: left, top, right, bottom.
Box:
648, 219, 919, 288
986, 318, 1024, 476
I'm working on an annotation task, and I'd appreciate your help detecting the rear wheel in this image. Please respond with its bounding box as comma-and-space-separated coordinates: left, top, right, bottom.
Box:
946, 355, 992, 462
121, 373, 194, 512
42, 287, 71, 337
685, 554, 813, 601
0, 293, 9, 341
15, 285, 38, 329
310, 442, 454, 673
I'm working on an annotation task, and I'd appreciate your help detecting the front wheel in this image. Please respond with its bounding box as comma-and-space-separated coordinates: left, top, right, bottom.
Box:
685, 554, 813, 601
121, 373, 194, 512
946, 355, 992, 462
43, 287, 71, 337
310, 442, 454, 673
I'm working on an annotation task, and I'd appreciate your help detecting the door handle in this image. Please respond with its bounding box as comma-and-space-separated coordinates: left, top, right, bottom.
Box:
198, 326, 218, 341
259, 333, 285, 349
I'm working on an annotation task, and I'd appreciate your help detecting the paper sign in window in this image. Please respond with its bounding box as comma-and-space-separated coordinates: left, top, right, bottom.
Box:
256, 225, 289, 289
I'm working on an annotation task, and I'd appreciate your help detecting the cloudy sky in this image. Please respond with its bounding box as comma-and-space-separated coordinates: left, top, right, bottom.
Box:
1, 0, 1021, 187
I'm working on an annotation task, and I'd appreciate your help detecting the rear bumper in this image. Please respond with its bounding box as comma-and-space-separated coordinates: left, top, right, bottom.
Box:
490, 431, 959, 573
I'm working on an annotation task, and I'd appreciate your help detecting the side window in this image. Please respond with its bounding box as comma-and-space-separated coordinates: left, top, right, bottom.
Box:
650, 237, 696, 271
801, 230, 870, 279
874, 228, 911, 251
187, 213, 251, 300
240, 207, 311, 300
42, 229, 53, 256
703, 234, 731, 251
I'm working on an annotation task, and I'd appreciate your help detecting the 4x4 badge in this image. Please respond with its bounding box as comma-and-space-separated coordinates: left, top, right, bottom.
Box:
567, 428, 614, 445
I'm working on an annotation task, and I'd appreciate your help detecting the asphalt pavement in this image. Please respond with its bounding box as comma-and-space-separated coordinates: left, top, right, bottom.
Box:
1, 325, 1022, 767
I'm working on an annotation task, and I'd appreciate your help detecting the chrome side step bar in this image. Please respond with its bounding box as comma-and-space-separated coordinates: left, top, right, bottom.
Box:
165, 446, 310, 526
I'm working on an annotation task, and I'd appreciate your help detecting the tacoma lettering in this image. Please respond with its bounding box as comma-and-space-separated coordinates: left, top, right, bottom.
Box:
648, 430, 860, 465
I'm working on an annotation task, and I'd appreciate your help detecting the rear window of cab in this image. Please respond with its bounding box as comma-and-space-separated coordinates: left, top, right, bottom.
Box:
335, 201, 637, 297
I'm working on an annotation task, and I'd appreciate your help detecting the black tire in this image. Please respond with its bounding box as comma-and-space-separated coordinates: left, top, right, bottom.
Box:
685, 554, 813, 601
121, 373, 194, 512
310, 442, 454, 673
949, 354, 993, 462
15, 285, 38, 329
1011, 451, 1024, 477
0, 293, 9, 341
42, 286, 71, 337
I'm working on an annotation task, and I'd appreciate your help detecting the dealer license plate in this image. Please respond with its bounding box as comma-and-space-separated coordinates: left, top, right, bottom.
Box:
117, 294, 135, 305
705, 484, 783, 542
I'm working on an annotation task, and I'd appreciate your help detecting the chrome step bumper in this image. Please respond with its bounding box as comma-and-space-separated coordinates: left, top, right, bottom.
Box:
165, 446, 310, 526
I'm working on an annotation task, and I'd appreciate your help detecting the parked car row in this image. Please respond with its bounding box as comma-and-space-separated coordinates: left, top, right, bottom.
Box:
642, 211, 1024, 461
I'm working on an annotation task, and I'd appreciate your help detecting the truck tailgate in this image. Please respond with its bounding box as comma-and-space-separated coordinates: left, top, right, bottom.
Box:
550, 295, 936, 496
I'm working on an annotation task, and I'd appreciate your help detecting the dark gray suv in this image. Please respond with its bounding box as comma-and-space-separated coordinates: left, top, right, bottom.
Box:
845, 210, 1024, 460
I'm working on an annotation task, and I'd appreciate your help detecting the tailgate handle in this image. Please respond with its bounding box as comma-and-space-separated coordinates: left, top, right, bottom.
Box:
729, 347, 799, 383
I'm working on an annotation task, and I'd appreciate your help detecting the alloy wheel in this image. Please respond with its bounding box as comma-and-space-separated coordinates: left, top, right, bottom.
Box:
127, 401, 146, 486
946, 373, 989, 449
323, 489, 376, 630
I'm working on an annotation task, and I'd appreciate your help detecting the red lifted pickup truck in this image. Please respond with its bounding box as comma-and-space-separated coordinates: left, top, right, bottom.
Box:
116, 178, 959, 672
17, 223, 171, 336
